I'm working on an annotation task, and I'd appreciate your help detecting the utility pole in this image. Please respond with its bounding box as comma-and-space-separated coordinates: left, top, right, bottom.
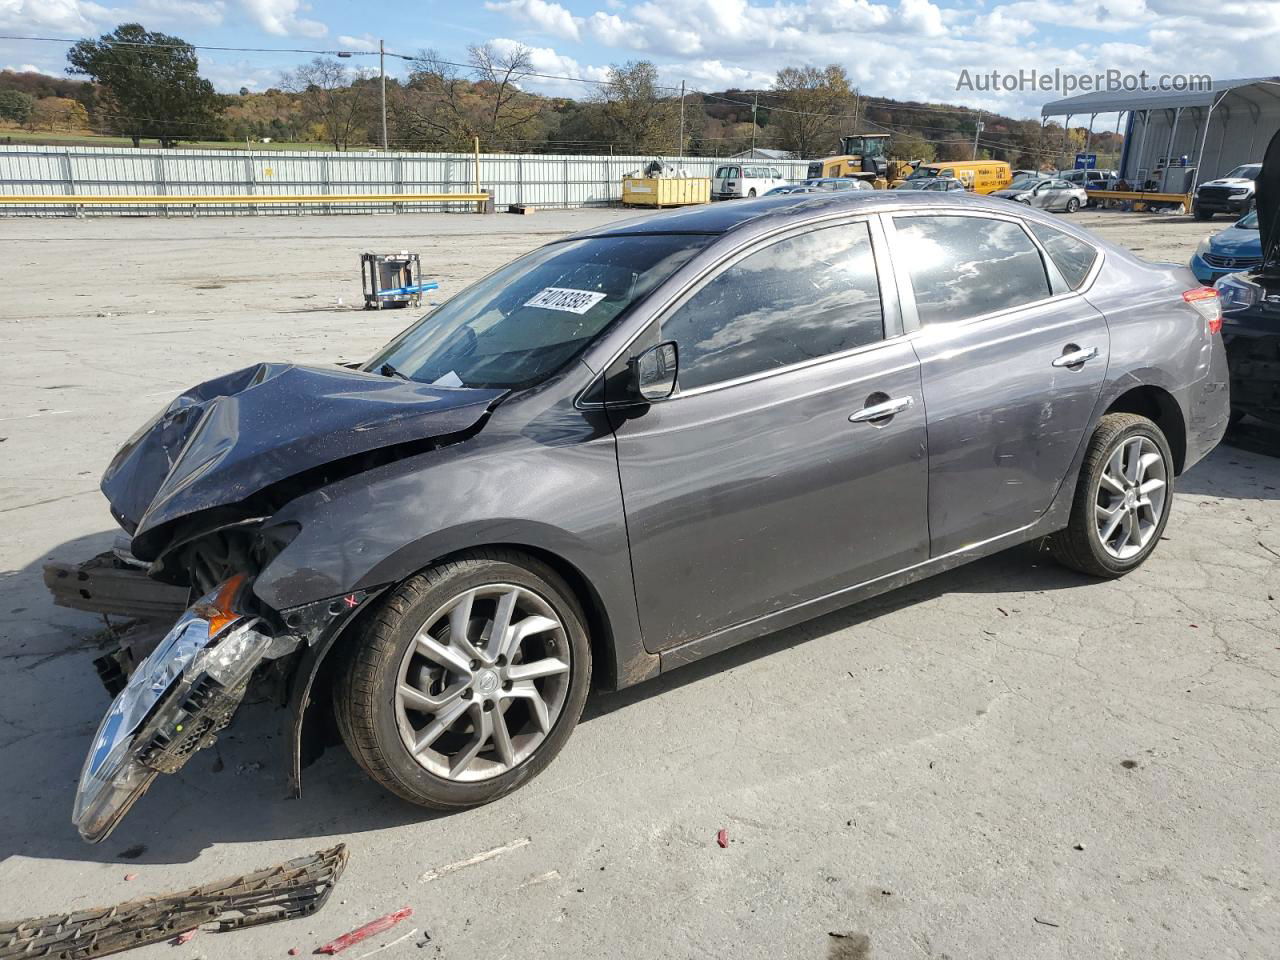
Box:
853, 87, 860, 133
750, 92, 758, 157
678, 80, 686, 158
972, 117, 984, 160
379, 38, 388, 151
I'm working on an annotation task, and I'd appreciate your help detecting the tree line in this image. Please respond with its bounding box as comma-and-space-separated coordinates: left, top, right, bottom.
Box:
0, 22, 1121, 170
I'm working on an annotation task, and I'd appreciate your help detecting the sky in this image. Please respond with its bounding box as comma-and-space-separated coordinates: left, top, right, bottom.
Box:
0, 0, 1277, 120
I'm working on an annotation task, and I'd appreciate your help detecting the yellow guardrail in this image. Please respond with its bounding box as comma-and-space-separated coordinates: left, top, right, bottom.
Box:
1085, 189, 1191, 210
0, 192, 492, 212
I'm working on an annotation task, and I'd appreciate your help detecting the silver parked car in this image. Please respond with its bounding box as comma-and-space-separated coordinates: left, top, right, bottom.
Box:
72, 190, 1230, 842
993, 177, 1089, 212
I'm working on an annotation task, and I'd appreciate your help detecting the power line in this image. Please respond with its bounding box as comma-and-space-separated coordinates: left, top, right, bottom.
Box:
1, 31, 1096, 154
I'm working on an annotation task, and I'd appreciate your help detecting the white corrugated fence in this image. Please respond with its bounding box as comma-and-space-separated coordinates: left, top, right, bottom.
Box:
0, 145, 812, 216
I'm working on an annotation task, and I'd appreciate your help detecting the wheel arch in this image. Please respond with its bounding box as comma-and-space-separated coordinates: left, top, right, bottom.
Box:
286, 538, 645, 796
1104, 384, 1187, 474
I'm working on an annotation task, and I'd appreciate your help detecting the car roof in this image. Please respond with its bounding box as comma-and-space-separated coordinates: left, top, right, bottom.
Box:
572, 190, 1021, 239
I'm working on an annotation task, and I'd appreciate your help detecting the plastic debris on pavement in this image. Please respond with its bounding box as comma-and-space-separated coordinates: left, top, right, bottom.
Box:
716, 829, 728, 848
316, 907, 413, 955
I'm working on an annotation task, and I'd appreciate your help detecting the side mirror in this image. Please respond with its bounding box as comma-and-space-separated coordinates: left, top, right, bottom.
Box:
630, 341, 678, 401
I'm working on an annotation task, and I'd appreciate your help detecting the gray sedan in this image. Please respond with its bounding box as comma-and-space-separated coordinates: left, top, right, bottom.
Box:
993, 176, 1089, 212
73, 190, 1231, 840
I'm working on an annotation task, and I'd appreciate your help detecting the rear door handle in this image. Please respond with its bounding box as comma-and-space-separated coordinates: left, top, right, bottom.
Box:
1052, 345, 1099, 368
850, 396, 913, 422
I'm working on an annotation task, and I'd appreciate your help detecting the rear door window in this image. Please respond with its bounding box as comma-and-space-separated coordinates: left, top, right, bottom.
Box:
661, 222, 885, 390
893, 215, 1052, 325
1027, 221, 1099, 289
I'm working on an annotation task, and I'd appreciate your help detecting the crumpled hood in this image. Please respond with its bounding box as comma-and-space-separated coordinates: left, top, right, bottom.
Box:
1257, 128, 1280, 273
102, 363, 505, 557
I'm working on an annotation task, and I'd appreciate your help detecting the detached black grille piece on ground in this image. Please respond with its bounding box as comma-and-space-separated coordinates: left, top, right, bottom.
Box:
0, 844, 348, 959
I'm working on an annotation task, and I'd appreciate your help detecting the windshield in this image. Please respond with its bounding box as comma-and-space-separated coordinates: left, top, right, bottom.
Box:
1008, 174, 1039, 189
897, 180, 929, 189
906, 166, 941, 181
1225, 164, 1261, 180
1237, 210, 1259, 229
367, 234, 710, 389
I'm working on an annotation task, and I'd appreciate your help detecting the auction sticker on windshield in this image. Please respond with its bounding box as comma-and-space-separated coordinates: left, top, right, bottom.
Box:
524, 287, 608, 314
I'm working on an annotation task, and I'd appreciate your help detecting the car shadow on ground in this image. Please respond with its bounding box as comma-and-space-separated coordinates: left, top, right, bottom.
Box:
1176, 419, 1280, 500
2, 427, 1271, 870
0, 534, 1087, 869
584, 540, 1085, 722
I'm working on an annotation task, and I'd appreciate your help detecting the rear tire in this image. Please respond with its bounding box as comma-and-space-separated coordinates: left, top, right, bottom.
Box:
1047, 414, 1174, 578
333, 549, 591, 810
1065, 197, 1080, 213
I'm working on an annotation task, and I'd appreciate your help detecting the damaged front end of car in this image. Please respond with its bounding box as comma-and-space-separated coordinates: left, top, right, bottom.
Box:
73, 575, 297, 842
62, 361, 505, 842
1216, 128, 1280, 426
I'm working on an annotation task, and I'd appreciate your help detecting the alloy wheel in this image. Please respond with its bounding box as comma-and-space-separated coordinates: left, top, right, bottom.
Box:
394, 584, 571, 782
1094, 435, 1167, 560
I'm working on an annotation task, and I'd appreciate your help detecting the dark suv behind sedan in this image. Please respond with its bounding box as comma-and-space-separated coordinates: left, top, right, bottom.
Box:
73, 191, 1230, 842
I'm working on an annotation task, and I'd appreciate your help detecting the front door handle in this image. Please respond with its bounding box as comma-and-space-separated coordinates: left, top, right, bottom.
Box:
1052, 345, 1099, 368
849, 395, 913, 423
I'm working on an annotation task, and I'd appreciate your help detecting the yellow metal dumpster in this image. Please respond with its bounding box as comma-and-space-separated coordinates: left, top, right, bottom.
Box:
622, 176, 711, 208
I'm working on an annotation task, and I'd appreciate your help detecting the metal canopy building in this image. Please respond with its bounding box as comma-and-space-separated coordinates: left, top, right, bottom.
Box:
1042, 77, 1280, 190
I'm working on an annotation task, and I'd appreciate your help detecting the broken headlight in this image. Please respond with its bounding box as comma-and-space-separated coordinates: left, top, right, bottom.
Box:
1216, 272, 1260, 314
72, 576, 294, 843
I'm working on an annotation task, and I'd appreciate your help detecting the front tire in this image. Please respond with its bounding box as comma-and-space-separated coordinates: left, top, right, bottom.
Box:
1193, 205, 1213, 221
334, 549, 591, 810
747, 188, 757, 198
1047, 414, 1174, 578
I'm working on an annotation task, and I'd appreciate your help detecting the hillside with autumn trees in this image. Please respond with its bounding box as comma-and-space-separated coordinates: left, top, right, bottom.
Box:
0, 24, 1120, 171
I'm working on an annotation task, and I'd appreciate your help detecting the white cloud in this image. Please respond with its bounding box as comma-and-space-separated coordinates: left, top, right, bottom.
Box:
337, 33, 380, 52
487, 36, 611, 94
485, 0, 582, 40
0, 0, 225, 32
238, 0, 326, 37
0, 0, 112, 33
477, 0, 1280, 119
201, 57, 281, 91
4, 61, 60, 75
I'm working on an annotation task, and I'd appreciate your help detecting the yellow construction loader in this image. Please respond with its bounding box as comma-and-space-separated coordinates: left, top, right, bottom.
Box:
806, 134, 919, 189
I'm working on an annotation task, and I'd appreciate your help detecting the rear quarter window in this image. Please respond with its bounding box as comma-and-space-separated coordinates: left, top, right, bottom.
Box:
894, 214, 1052, 325
1027, 221, 1100, 289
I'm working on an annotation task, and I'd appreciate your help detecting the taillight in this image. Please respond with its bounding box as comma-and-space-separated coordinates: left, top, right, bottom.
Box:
1183, 287, 1223, 334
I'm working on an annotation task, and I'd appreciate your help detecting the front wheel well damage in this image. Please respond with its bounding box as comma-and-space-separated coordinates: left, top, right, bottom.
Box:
292, 542, 616, 787
1104, 385, 1187, 474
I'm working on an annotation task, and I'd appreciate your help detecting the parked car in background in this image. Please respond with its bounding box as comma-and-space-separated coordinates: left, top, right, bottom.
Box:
1194, 163, 1261, 220
765, 184, 819, 196
895, 177, 967, 192
802, 177, 875, 192
1058, 169, 1116, 189
1213, 131, 1280, 425
1190, 210, 1262, 284
712, 163, 787, 200
1006, 172, 1043, 191
991, 177, 1088, 213
1058, 169, 1118, 207
72, 189, 1229, 843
